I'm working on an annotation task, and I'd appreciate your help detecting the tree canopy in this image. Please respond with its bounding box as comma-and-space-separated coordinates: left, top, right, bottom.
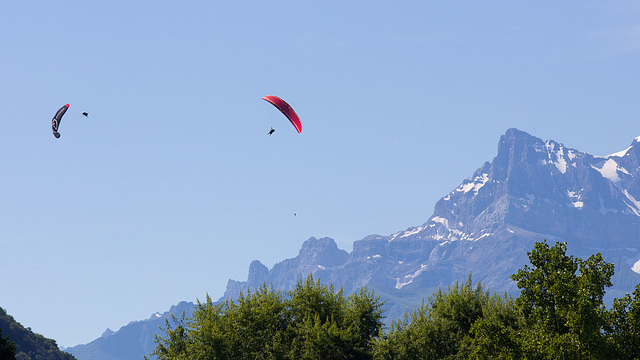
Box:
0, 328, 16, 360
150, 275, 385, 360
150, 240, 640, 359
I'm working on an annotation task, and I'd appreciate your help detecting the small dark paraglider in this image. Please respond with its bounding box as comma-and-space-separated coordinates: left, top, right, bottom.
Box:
268, 127, 275, 136
51, 104, 69, 138
82, 112, 89, 117
262, 95, 302, 133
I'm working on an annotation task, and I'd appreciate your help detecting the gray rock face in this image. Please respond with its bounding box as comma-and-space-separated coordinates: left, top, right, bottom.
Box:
222, 237, 350, 299
431, 128, 640, 246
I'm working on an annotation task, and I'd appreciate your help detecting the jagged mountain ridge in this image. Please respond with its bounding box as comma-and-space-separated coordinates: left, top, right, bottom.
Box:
426, 128, 640, 247
67, 128, 640, 360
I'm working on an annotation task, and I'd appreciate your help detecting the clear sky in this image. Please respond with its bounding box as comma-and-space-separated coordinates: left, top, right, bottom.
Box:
1, 0, 640, 348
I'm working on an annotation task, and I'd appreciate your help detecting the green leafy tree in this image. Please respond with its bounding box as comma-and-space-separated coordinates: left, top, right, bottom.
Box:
152, 285, 289, 360
0, 328, 16, 360
511, 240, 615, 359
607, 283, 640, 359
373, 276, 513, 360
149, 312, 189, 360
467, 293, 521, 359
287, 277, 384, 360
150, 275, 384, 360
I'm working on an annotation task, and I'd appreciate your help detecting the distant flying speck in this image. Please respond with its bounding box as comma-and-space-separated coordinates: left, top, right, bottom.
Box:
82, 112, 89, 117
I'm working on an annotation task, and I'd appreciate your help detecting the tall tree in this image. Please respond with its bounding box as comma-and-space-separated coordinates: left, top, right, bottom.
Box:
0, 329, 16, 360
151, 275, 384, 360
373, 276, 513, 360
607, 283, 640, 359
511, 240, 615, 358
467, 292, 521, 359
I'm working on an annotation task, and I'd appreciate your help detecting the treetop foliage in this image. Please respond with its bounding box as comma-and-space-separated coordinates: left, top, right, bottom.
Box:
150, 276, 384, 360
151, 241, 640, 360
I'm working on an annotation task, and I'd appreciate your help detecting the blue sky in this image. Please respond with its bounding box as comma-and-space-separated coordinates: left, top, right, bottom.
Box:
1, 0, 640, 348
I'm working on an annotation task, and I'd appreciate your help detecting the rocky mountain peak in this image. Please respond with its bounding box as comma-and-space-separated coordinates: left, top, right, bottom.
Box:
100, 328, 114, 338
298, 237, 349, 268
495, 128, 546, 172
394, 128, 640, 250
247, 260, 269, 286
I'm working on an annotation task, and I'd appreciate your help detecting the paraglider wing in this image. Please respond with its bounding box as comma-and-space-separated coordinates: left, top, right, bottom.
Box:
262, 95, 302, 133
51, 104, 69, 138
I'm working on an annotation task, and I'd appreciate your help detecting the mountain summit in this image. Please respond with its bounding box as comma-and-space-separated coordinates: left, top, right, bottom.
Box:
67, 128, 640, 360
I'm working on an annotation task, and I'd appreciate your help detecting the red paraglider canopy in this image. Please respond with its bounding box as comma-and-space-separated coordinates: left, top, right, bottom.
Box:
262, 95, 302, 133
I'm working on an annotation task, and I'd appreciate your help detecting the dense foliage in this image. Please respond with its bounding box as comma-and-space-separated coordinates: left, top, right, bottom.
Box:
0, 307, 76, 360
373, 276, 521, 360
1, 328, 16, 360
150, 276, 384, 360
511, 241, 616, 358
152, 240, 640, 359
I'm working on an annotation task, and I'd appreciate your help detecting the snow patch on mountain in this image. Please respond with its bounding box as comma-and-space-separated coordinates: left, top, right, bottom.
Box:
456, 173, 490, 195
389, 225, 426, 241
567, 190, 584, 208
430, 216, 469, 241
545, 141, 569, 173
473, 231, 494, 241
400, 226, 424, 238
593, 159, 623, 183
632, 258, 640, 274
431, 216, 449, 227
609, 146, 632, 158
396, 264, 427, 289
555, 155, 568, 174
622, 190, 640, 216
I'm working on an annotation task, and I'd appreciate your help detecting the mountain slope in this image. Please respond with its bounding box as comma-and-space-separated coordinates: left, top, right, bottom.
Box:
68, 128, 640, 360
0, 307, 76, 360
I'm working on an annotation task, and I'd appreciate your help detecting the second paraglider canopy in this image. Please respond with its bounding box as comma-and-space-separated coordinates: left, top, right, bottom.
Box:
262, 95, 302, 133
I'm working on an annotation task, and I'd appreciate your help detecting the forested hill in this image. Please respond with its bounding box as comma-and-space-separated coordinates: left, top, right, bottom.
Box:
0, 307, 76, 360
